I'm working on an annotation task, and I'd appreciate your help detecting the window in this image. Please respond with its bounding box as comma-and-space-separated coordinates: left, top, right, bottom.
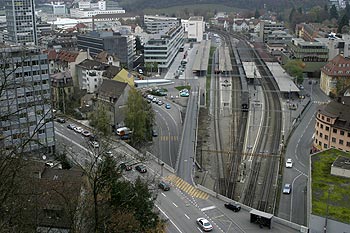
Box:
347, 142, 350, 147
320, 133, 323, 138
315, 139, 318, 143
326, 126, 329, 131
325, 135, 329, 140
339, 139, 344, 145
326, 118, 330, 122
332, 137, 336, 142
319, 141, 322, 146
333, 129, 337, 134
324, 144, 328, 149
317, 122, 319, 127
348, 132, 350, 137
316, 130, 318, 135
340, 130, 345, 136
321, 116, 324, 120
320, 124, 324, 129
38, 129, 45, 134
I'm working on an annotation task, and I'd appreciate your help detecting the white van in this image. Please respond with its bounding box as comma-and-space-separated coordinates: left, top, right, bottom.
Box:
116, 127, 131, 136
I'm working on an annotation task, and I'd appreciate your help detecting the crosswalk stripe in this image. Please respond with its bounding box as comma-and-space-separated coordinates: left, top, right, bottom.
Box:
164, 175, 209, 200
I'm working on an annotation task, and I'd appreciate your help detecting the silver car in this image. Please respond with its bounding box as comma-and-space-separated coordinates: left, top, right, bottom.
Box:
196, 217, 213, 232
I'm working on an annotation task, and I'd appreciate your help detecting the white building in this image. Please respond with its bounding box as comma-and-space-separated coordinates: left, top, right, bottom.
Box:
78, 0, 106, 10
52, 2, 66, 15
144, 25, 184, 72
144, 15, 179, 34
232, 18, 250, 32
187, 16, 204, 42
70, 8, 125, 18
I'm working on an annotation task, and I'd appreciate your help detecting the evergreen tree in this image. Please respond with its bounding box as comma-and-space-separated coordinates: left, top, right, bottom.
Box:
254, 9, 260, 19
330, 5, 339, 20
338, 14, 350, 33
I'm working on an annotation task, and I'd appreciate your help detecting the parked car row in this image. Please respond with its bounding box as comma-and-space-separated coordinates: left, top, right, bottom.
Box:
145, 94, 171, 109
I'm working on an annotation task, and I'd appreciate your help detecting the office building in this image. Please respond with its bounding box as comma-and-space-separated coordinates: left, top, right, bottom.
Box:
144, 25, 184, 72
144, 15, 179, 34
5, 0, 37, 45
187, 16, 205, 42
0, 45, 55, 155
77, 31, 136, 70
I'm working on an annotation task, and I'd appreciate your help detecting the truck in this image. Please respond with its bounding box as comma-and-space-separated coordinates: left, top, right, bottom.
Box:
116, 127, 132, 136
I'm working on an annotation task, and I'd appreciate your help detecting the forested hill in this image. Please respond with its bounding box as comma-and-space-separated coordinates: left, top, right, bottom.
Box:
118, 0, 327, 12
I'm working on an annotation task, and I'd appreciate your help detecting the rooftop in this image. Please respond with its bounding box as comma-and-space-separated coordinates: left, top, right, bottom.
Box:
311, 148, 350, 223
318, 96, 350, 130
332, 156, 350, 170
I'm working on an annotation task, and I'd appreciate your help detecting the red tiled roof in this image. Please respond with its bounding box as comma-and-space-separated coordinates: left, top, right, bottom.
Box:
44, 49, 57, 60
57, 51, 79, 63
75, 23, 87, 29
321, 54, 350, 77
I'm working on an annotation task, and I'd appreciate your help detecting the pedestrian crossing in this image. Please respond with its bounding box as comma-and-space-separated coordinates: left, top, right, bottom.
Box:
313, 100, 330, 105
159, 135, 178, 141
164, 175, 209, 200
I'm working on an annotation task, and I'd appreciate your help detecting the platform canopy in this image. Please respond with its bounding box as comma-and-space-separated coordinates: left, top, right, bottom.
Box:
266, 62, 300, 93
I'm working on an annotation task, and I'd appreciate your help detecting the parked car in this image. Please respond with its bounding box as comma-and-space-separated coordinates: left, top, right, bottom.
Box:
152, 97, 158, 103
82, 130, 91, 137
224, 202, 241, 212
74, 126, 83, 133
196, 218, 213, 232
157, 100, 164, 105
67, 124, 76, 130
158, 181, 170, 191
165, 104, 171, 109
119, 162, 132, 171
283, 184, 291, 194
56, 118, 66, 123
135, 165, 147, 173
180, 91, 189, 97
285, 158, 293, 168
89, 141, 100, 148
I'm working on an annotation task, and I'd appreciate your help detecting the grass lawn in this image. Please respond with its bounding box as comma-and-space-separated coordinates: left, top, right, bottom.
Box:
175, 85, 191, 91
312, 148, 350, 223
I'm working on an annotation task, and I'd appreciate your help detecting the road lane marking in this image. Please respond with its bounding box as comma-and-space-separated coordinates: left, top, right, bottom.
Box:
155, 204, 183, 233
290, 173, 303, 222
201, 206, 216, 211
184, 214, 190, 219
172, 202, 178, 208
161, 193, 166, 197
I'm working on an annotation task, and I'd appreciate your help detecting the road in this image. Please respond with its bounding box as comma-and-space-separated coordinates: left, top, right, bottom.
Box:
279, 79, 330, 225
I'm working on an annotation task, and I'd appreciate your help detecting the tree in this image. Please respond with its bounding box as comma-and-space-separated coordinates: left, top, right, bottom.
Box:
283, 59, 304, 84
89, 103, 111, 136
330, 5, 338, 20
338, 14, 350, 33
254, 9, 260, 19
125, 88, 154, 146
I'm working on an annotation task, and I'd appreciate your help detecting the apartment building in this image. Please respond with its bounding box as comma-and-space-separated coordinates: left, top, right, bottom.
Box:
0, 46, 55, 155
144, 25, 184, 72
187, 16, 205, 42
259, 20, 285, 43
314, 96, 350, 152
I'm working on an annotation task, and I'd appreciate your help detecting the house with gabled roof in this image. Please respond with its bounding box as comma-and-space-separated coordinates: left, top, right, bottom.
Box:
320, 54, 350, 96
95, 79, 131, 128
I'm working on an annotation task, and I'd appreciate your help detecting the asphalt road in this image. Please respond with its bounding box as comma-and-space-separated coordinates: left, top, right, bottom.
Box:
278, 79, 329, 225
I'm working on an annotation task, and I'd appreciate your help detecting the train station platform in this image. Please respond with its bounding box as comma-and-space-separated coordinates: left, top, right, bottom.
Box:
243, 62, 262, 79
219, 45, 232, 74
265, 62, 300, 93
192, 40, 211, 76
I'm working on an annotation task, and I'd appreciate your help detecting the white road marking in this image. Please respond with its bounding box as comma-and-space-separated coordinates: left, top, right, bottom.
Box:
155, 204, 183, 233
290, 173, 303, 222
201, 205, 216, 211
161, 193, 166, 197
184, 214, 190, 219
172, 202, 178, 208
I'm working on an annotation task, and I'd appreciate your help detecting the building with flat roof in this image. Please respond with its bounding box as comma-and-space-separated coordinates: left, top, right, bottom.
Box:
187, 16, 205, 42
314, 95, 350, 152
144, 15, 179, 34
259, 20, 285, 43
5, 0, 37, 45
77, 31, 135, 70
144, 25, 184, 72
0, 46, 55, 155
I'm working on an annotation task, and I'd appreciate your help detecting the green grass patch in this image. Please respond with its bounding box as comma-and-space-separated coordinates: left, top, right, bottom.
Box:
312, 149, 350, 223
175, 85, 191, 91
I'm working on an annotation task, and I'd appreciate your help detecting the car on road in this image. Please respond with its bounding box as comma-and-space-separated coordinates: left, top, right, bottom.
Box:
152, 129, 158, 137
74, 126, 83, 133
285, 158, 293, 168
135, 165, 147, 173
67, 124, 76, 130
196, 218, 213, 232
56, 118, 66, 123
158, 181, 170, 191
180, 91, 189, 97
224, 202, 241, 212
165, 104, 171, 109
89, 141, 100, 148
283, 184, 291, 194
82, 130, 91, 137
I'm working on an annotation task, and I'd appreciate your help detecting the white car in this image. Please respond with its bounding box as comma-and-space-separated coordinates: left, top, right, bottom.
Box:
283, 184, 292, 194
74, 126, 83, 133
196, 218, 213, 232
285, 158, 293, 168
89, 141, 100, 148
